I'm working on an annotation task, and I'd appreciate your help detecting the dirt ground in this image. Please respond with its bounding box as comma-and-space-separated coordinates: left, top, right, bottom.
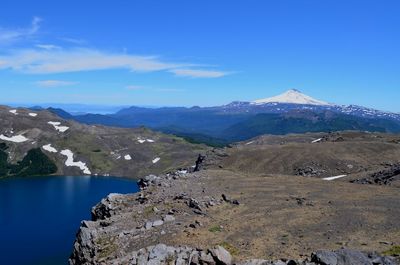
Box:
70, 131, 400, 263
170, 169, 400, 260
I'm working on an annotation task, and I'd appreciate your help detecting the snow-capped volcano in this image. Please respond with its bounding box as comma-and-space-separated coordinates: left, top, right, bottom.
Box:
252, 89, 331, 106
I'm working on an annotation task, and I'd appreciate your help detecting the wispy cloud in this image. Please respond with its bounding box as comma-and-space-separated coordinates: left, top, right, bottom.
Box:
169, 68, 230, 78
59, 37, 87, 45
0, 48, 188, 74
125, 85, 144, 90
0, 48, 231, 78
0, 17, 41, 44
0, 18, 233, 78
35, 44, 60, 50
36, 80, 77, 87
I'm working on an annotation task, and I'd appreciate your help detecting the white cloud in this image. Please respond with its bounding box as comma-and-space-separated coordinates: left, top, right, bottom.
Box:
0, 17, 41, 44
0, 48, 188, 74
36, 80, 77, 87
0, 18, 234, 79
169, 68, 230, 78
0, 48, 231, 78
35, 44, 60, 50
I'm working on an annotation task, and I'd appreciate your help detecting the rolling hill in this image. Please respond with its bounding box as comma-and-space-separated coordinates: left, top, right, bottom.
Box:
0, 105, 208, 179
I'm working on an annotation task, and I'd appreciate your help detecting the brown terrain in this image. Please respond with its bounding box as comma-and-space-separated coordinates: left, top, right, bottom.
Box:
0, 105, 208, 178
70, 131, 400, 264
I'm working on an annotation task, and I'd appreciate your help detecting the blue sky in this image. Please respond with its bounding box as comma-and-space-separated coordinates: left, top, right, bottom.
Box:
0, 0, 399, 112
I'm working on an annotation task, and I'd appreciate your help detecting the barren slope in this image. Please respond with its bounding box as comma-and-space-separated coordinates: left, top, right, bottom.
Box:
0, 106, 208, 178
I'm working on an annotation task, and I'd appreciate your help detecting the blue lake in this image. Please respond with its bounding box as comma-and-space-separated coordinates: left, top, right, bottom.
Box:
0, 175, 139, 265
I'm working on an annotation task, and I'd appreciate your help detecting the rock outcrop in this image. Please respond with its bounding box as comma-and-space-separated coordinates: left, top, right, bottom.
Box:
70, 242, 397, 265
351, 164, 400, 186
69, 151, 400, 265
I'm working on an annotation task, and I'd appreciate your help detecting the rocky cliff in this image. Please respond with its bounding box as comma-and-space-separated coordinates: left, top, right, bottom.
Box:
69, 151, 400, 264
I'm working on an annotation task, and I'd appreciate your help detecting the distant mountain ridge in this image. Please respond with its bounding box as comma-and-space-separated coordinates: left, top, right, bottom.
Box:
47, 89, 400, 144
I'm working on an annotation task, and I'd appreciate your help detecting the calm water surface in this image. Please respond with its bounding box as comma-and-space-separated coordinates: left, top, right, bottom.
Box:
0, 175, 139, 265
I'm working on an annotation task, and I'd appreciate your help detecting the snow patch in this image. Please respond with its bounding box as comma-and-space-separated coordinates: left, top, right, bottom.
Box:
48, 121, 61, 126
323, 175, 347, 181
152, 157, 160, 164
60, 149, 91, 175
0, 134, 29, 143
245, 141, 254, 145
9, 109, 18, 115
28, 113, 38, 117
311, 138, 322, 143
137, 138, 155, 143
42, 144, 58, 153
124, 154, 132, 160
48, 121, 70, 132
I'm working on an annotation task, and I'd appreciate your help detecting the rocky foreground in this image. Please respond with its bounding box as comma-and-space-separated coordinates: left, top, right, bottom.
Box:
69, 151, 400, 265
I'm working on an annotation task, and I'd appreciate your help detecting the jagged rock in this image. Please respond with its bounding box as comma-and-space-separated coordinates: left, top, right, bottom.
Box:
222, 194, 240, 205
91, 193, 123, 221
312, 250, 338, 265
145, 221, 153, 230
311, 249, 398, 265
294, 162, 327, 177
194, 154, 206, 172
210, 245, 233, 265
148, 244, 169, 260
163, 214, 175, 222
138, 174, 161, 190
199, 251, 216, 265
152, 220, 164, 227
351, 164, 400, 185
188, 198, 202, 211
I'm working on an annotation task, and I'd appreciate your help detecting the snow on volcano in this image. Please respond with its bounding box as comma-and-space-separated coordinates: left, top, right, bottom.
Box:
252, 89, 331, 106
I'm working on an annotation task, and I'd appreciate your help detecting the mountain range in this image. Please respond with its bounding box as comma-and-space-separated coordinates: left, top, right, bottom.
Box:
48, 89, 400, 145
0, 106, 206, 179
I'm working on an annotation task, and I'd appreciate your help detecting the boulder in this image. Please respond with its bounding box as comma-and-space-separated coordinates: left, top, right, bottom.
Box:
210, 246, 233, 265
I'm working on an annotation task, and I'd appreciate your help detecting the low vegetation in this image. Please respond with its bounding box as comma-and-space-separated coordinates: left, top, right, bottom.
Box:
382, 245, 400, 256
0, 145, 57, 178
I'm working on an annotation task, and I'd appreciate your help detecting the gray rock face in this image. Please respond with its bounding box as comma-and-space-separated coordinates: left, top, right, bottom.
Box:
91, 193, 124, 221
152, 220, 164, 227
163, 214, 175, 222
351, 163, 400, 185
70, 241, 399, 265
311, 249, 398, 265
210, 245, 233, 265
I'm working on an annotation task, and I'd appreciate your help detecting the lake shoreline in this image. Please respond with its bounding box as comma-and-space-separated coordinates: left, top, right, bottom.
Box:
0, 175, 138, 265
